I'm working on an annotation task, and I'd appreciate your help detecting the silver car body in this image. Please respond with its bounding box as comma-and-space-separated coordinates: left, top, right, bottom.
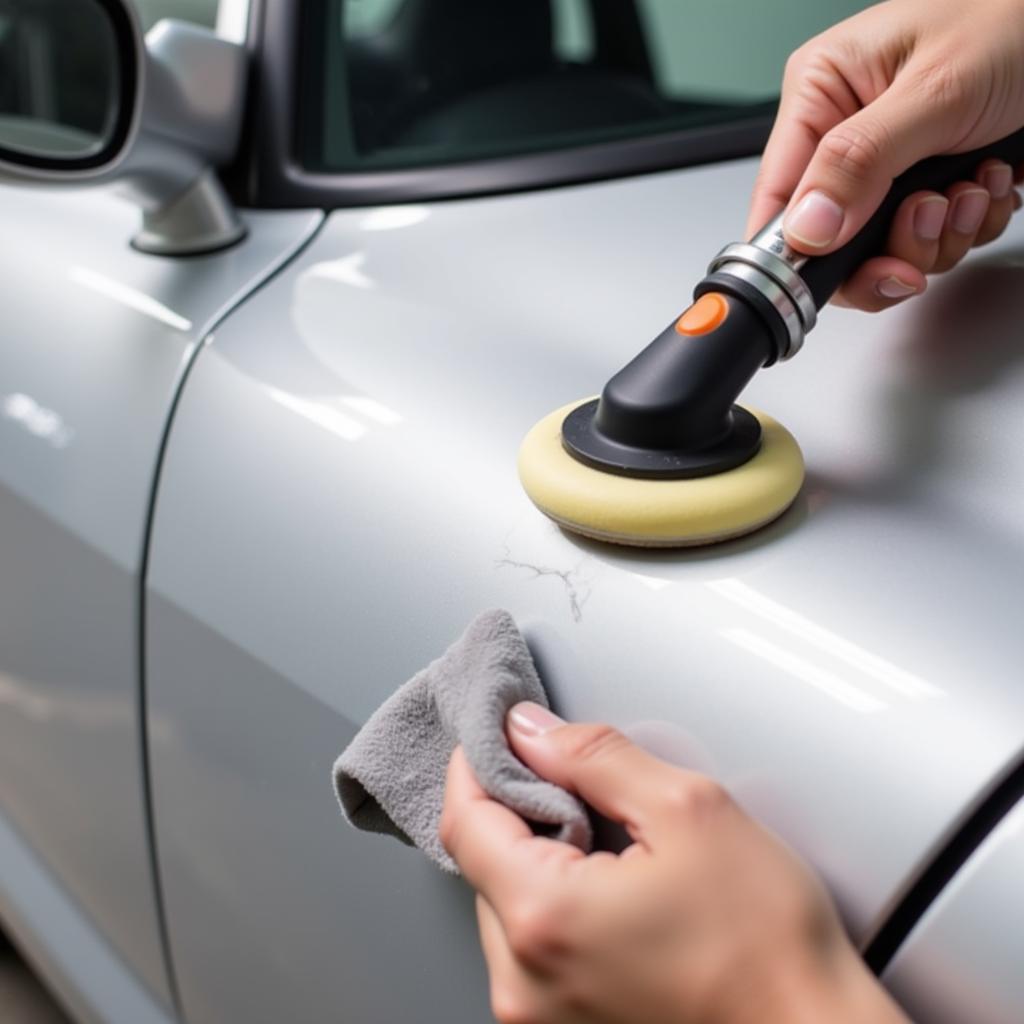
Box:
2, 4, 1024, 1024
0, 184, 321, 1022
145, 159, 1024, 1024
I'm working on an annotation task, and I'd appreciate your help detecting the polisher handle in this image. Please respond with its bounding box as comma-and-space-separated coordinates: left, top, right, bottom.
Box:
799, 125, 1024, 307
559, 126, 1024, 479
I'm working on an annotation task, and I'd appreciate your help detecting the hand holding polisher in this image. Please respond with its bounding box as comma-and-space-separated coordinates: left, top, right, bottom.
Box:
518, 128, 1024, 548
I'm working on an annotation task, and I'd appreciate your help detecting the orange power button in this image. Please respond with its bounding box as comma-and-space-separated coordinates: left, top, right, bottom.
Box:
675, 293, 729, 336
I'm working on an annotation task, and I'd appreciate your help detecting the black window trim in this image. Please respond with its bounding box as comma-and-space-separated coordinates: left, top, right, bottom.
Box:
229, 0, 776, 210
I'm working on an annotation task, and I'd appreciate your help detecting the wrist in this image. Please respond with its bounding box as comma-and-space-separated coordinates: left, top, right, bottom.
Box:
720, 941, 911, 1024
779, 948, 910, 1024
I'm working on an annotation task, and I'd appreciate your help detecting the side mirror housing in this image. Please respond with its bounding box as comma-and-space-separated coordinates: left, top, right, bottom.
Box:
0, 0, 247, 255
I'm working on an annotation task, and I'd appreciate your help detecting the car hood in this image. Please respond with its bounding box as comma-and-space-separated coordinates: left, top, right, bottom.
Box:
152, 155, 1024, 944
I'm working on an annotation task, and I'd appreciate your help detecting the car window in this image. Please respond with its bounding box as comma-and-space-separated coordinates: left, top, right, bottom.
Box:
129, 0, 218, 33
303, 0, 872, 173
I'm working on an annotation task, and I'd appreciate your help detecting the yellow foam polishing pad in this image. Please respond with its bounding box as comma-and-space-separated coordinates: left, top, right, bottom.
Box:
517, 399, 804, 548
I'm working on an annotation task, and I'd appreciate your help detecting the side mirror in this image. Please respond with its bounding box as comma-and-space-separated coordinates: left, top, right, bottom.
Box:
0, 0, 247, 255
0, 0, 140, 173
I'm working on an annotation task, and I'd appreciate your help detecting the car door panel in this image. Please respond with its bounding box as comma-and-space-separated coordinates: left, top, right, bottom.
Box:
882, 797, 1024, 1024
146, 158, 1024, 1021
147, 594, 491, 1023
0, 180, 322, 1018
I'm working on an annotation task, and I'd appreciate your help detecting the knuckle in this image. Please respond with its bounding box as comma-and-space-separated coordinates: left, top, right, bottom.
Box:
818, 124, 888, 184
491, 987, 537, 1024
660, 776, 732, 820
909, 56, 967, 111
782, 31, 837, 84
782, 45, 810, 83
786, 39, 846, 100
558, 723, 629, 765
505, 900, 566, 964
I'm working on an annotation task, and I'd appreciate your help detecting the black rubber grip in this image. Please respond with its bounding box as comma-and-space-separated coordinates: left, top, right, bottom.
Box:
560, 294, 771, 477
593, 294, 772, 453
801, 125, 1024, 307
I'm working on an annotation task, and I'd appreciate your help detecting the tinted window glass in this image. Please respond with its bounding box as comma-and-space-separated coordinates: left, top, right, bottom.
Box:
305, 0, 870, 172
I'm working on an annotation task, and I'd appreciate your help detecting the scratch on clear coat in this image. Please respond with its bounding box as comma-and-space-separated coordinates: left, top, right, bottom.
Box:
496, 546, 591, 622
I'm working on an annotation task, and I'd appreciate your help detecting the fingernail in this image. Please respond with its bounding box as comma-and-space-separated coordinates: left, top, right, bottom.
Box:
913, 196, 948, 241
950, 189, 989, 234
508, 702, 564, 737
784, 190, 845, 248
876, 276, 919, 300
982, 162, 1013, 200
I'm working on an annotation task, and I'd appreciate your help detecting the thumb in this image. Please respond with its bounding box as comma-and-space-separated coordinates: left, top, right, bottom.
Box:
506, 702, 720, 845
783, 81, 954, 254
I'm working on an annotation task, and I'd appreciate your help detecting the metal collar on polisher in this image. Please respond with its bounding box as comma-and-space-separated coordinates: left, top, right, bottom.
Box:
707, 214, 816, 361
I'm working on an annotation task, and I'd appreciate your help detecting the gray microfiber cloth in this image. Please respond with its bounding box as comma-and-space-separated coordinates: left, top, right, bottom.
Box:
333, 609, 593, 873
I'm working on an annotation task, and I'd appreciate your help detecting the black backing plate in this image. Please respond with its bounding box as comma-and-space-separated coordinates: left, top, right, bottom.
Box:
561, 400, 762, 479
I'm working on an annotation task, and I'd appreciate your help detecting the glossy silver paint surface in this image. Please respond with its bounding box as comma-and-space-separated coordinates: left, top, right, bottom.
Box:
0, 181, 321, 1020
0, 811, 175, 1024
883, 797, 1024, 1023
147, 159, 1024, 1021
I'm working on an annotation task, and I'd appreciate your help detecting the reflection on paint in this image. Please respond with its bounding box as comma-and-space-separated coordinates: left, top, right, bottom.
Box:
2, 392, 74, 448
69, 267, 192, 331
266, 387, 367, 442
339, 396, 403, 425
708, 578, 941, 700
721, 628, 886, 714
631, 572, 672, 592
0, 672, 53, 721
304, 253, 374, 289
265, 388, 404, 442
0, 671, 132, 729
359, 206, 430, 232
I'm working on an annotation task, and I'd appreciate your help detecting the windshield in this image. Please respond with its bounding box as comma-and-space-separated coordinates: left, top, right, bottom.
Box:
302, 0, 872, 173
